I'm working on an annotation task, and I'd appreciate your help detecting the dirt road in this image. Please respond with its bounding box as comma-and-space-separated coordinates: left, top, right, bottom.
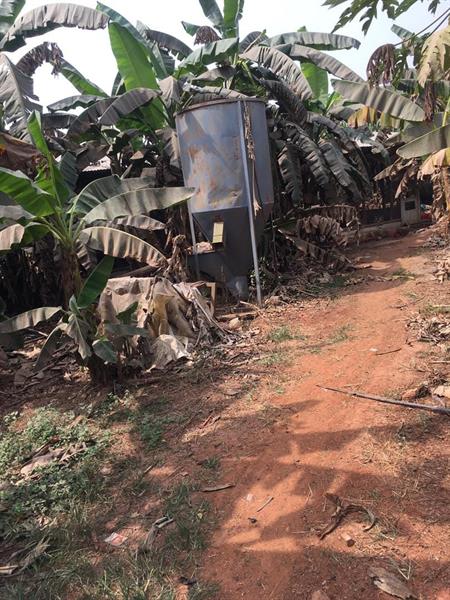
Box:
199, 232, 449, 599
1, 231, 448, 600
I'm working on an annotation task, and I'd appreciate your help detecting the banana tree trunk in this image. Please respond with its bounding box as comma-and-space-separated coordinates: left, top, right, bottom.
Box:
441, 167, 450, 214
61, 246, 82, 308
87, 354, 117, 384
431, 169, 447, 221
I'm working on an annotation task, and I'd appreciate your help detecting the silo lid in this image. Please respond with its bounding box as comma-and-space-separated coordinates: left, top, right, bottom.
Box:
176, 97, 266, 117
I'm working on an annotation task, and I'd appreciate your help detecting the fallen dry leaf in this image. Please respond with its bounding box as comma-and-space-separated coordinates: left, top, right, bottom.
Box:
0, 538, 49, 576
20, 448, 65, 476
18, 538, 49, 573
319, 493, 376, 539
0, 564, 17, 576
139, 516, 174, 553
104, 532, 128, 547
369, 567, 416, 599
432, 384, 450, 400
201, 484, 235, 492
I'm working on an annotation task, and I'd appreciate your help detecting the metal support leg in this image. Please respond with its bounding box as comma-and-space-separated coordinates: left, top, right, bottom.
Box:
187, 200, 201, 280
238, 101, 262, 307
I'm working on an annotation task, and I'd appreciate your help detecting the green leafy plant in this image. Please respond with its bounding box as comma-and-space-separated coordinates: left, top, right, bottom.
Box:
0, 407, 108, 543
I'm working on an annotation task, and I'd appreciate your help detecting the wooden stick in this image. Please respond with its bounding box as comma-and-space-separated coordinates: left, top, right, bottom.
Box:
256, 496, 274, 513
375, 347, 402, 356
318, 385, 450, 416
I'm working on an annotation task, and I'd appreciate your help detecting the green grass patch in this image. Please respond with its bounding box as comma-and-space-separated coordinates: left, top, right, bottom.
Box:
259, 350, 288, 366
267, 325, 294, 342
390, 268, 416, 280
420, 303, 450, 316
201, 457, 220, 471
328, 324, 353, 344
0, 408, 108, 542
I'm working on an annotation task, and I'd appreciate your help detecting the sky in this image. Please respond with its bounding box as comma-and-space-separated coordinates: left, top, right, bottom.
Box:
12, 0, 446, 108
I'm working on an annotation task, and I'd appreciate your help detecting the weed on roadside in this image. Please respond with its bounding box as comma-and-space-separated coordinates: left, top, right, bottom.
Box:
267, 325, 294, 342
201, 457, 220, 471
420, 303, 450, 317
390, 268, 416, 280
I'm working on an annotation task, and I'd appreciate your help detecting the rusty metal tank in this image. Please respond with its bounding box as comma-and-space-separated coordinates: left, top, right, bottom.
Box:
175, 98, 274, 298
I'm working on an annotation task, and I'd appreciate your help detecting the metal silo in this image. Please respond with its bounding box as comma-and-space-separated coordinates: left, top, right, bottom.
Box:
175, 98, 274, 302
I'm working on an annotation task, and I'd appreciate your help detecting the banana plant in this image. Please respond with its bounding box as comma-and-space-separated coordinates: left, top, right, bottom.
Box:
0, 255, 150, 379
182, 0, 245, 40
0, 111, 194, 305
0, 2, 109, 140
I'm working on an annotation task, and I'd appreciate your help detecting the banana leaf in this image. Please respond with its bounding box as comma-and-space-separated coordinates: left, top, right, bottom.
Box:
286, 44, 363, 82
284, 122, 330, 187
242, 45, 313, 100
158, 127, 180, 168
278, 146, 303, 204
58, 59, 107, 97
0, 3, 109, 51
35, 322, 68, 369
97, 2, 167, 79
0, 0, 25, 36
83, 187, 194, 224
59, 152, 78, 191
0, 203, 32, 221
199, 0, 223, 28
41, 112, 76, 131
92, 338, 117, 363
111, 71, 125, 96
48, 95, 105, 112
110, 215, 166, 231
262, 79, 307, 126
332, 80, 425, 121
159, 76, 182, 110
223, 0, 244, 37
400, 114, 443, 143
65, 97, 116, 138
301, 62, 328, 104
397, 124, 450, 159
0, 168, 56, 216
28, 111, 70, 205
108, 22, 165, 128
421, 147, 450, 175
182, 21, 201, 36
320, 140, 361, 200
16, 40, 63, 76
99, 88, 161, 125
137, 22, 192, 58
268, 31, 360, 50
178, 38, 239, 74
0, 221, 48, 250
0, 54, 41, 140
307, 112, 374, 178
195, 65, 236, 83
0, 130, 41, 171
0, 223, 24, 250
80, 226, 167, 268
0, 306, 61, 334
239, 30, 266, 51
77, 255, 114, 309
73, 175, 159, 216
66, 312, 91, 360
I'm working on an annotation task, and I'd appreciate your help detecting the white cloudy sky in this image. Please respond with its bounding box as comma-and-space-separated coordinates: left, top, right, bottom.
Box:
11, 0, 442, 107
